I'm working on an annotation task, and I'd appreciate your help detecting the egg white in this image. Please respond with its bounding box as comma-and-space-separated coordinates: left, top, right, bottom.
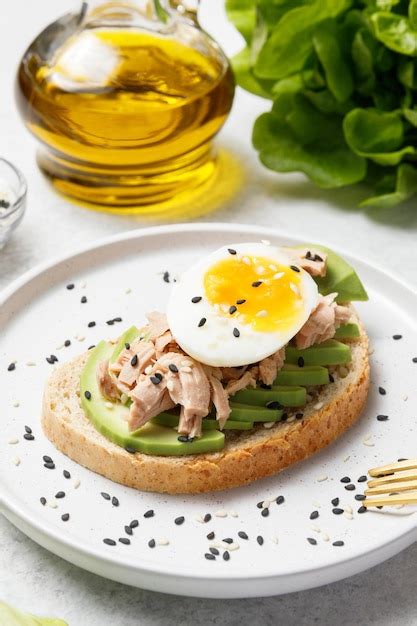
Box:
166, 243, 319, 367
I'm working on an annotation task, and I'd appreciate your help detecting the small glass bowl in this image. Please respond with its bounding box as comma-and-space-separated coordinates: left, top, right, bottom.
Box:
0, 158, 27, 249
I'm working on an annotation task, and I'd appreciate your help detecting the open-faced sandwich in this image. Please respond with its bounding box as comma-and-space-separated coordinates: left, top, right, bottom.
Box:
42, 242, 370, 494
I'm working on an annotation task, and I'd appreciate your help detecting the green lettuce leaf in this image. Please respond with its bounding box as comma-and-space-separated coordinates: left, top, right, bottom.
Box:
361, 163, 417, 207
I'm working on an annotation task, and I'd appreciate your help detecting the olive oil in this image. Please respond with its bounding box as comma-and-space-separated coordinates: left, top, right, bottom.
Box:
17, 19, 234, 212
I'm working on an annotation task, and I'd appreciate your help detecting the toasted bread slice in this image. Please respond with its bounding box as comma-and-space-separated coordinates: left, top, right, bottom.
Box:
42, 315, 369, 494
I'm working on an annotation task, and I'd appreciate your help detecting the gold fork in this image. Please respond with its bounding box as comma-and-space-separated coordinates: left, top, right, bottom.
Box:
363, 458, 417, 508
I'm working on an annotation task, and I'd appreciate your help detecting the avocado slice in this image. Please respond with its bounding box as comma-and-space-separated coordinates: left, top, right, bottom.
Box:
286, 340, 352, 366
151, 411, 254, 430
275, 364, 329, 386
232, 386, 306, 407
229, 402, 283, 421
334, 323, 360, 339
80, 341, 224, 455
294, 244, 368, 302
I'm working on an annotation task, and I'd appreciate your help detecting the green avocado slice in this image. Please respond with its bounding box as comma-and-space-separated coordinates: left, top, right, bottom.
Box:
232, 386, 306, 407
334, 323, 360, 339
151, 412, 254, 430
109, 325, 141, 363
285, 340, 352, 366
293, 244, 368, 302
229, 403, 283, 421
275, 364, 329, 386
80, 341, 224, 456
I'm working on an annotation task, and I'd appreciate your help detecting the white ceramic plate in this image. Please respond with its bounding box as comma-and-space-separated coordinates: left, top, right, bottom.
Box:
0, 223, 416, 598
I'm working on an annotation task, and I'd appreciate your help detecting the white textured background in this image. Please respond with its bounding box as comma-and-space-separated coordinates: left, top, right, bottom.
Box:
0, 0, 416, 624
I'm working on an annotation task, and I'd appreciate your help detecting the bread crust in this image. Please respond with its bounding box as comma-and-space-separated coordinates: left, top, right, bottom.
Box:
42, 316, 370, 494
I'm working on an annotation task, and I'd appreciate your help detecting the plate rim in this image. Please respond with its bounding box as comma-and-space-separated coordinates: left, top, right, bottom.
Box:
1, 222, 416, 593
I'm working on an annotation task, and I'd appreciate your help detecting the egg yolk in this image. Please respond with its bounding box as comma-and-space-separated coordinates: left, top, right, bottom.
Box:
203, 255, 305, 333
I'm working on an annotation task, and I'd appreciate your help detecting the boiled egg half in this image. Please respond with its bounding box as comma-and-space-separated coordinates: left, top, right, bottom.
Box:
167, 243, 319, 367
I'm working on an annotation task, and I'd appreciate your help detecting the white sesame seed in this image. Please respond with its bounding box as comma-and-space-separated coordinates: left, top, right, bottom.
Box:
256, 265, 266, 275
104, 401, 113, 410
290, 283, 300, 296
167, 380, 174, 392
343, 455, 351, 462
8, 437, 19, 445
261, 239, 271, 245
12, 456, 20, 466
263, 421, 275, 429
314, 401, 324, 410
77, 335, 86, 342
194, 515, 204, 523
344, 512, 354, 520
229, 510, 238, 518
262, 500, 271, 509
273, 272, 284, 280
403, 395, 408, 401
157, 538, 170, 546
81, 281, 87, 288
312, 500, 321, 508
317, 475, 328, 482
344, 505, 353, 514
271, 536, 279, 544
214, 510, 228, 518
363, 441, 375, 447
13, 402, 20, 408
363, 434, 372, 442
26, 360, 36, 367
322, 533, 330, 542
56, 344, 64, 351
47, 500, 58, 509
287, 416, 296, 423
219, 541, 240, 551
268, 264, 277, 271
242, 256, 251, 266
310, 524, 321, 533
338, 366, 349, 378
181, 360, 193, 367
395, 504, 405, 510
125, 288, 132, 294
73, 479, 81, 489
256, 310, 268, 318
181, 366, 192, 373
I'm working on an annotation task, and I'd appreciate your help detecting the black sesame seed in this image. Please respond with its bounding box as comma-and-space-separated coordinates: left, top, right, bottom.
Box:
46, 355, 58, 364
228, 248, 237, 255
175, 516, 185, 525
261, 507, 269, 517
198, 317, 207, 327
66, 283, 74, 290
40, 497, 46, 506
412, 357, 417, 363
63, 470, 71, 479
290, 265, 300, 272
111, 496, 119, 507
88, 321, 96, 328
7, 363, 16, 371
329, 374, 335, 383
24, 433, 35, 441
236, 299, 246, 305
204, 513, 212, 523
209, 547, 219, 555
106, 320, 114, 326
229, 305, 237, 315
377, 414, 389, 421
378, 386, 386, 395
257, 535, 264, 546
313, 254, 323, 262
355, 494, 366, 501
144, 509, 154, 518
119, 538, 130, 545
276, 495, 285, 505
103, 538, 116, 546
125, 446, 136, 454
281, 413, 288, 421
61, 513, 70, 522
169, 363, 179, 373
206, 531, 215, 540
357, 475, 367, 483
80, 296, 87, 304
44, 462, 55, 470
333, 540, 344, 547
155, 372, 163, 380
223, 551, 230, 561
64, 340, 71, 347
233, 328, 240, 338
178, 435, 194, 443
130, 520, 139, 529
101, 492, 111, 501
237, 531, 248, 541
25, 425, 32, 434
392, 334, 402, 340
332, 508, 344, 515
0, 199, 10, 208
84, 390, 91, 400
163, 271, 170, 283
345, 483, 356, 491
297, 356, 305, 367
331, 497, 340, 506
398, 458, 408, 462
113, 317, 122, 323
252, 280, 262, 287
376, 506, 383, 510
307, 537, 317, 545
310, 510, 319, 520
305, 250, 312, 259
130, 355, 138, 367
266, 400, 282, 409
124, 343, 130, 350
340, 476, 351, 483
55, 491, 65, 499
191, 296, 202, 303
295, 412, 304, 420
205, 553, 215, 560
257, 501, 264, 509
357, 506, 367, 514
148, 539, 156, 548
124, 525, 133, 536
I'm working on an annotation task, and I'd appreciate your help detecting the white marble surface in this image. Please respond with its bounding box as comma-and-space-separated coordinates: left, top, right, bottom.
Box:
0, 0, 416, 624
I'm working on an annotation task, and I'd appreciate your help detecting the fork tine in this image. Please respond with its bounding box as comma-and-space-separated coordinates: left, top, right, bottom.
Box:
365, 480, 417, 495
367, 469, 417, 486
369, 458, 417, 477
363, 492, 417, 507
